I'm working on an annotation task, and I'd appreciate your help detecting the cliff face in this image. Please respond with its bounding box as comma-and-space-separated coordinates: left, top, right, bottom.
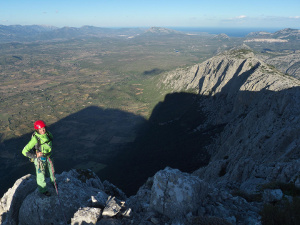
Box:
257, 52, 300, 80
159, 48, 300, 192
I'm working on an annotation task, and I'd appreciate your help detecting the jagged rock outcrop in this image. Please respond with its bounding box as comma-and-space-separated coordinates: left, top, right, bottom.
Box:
0, 174, 36, 225
127, 167, 262, 224
149, 167, 209, 218
0, 169, 130, 225
1, 167, 264, 225
71, 207, 102, 225
159, 47, 300, 194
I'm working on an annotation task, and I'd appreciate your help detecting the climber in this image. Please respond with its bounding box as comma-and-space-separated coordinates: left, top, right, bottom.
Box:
22, 120, 56, 196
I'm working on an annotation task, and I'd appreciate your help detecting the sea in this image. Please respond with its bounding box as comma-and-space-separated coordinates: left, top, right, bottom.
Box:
168, 27, 284, 37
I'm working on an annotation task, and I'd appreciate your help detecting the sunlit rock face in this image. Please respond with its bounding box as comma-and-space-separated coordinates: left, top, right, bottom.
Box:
160, 48, 300, 191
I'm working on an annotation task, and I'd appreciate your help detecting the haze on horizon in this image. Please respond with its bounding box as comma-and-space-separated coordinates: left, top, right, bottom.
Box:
1, 0, 300, 29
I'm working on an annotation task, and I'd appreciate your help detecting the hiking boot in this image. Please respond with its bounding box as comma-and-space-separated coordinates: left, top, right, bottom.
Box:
42, 191, 51, 196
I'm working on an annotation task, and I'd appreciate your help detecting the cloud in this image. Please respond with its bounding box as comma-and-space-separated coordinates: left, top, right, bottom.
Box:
221, 15, 248, 23
289, 16, 300, 19
236, 15, 247, 19
222, 15, 247, 22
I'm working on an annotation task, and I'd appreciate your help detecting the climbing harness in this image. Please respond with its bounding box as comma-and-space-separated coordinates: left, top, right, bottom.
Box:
32, 131, 52, 152
36, 157, 46, 173
48, 157, 68, 225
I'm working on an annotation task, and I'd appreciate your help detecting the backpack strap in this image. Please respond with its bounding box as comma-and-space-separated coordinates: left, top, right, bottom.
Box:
32, 132, 41, 152
32, 131, 52, 152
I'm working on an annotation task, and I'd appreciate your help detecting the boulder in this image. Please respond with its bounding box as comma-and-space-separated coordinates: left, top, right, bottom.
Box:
89, 191, 109, 208
150, 167, 210, 218
102, 196, 131, 218
263, 189, 283, 203
71, 207, 101, 225
102, 196, 122, 218
0, 174, 36, 225
18, 169, 103, 225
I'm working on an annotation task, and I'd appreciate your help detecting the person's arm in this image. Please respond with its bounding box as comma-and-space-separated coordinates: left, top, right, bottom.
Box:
44, 131, 53, 158
22, 136, 38, 159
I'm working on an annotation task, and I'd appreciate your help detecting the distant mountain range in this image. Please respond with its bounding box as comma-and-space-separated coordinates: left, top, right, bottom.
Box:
0, 25, 146, 42
1, 25, 299, 43
142, 27, 185, 36
246, 28, 300, 40
0, 25, 190, 42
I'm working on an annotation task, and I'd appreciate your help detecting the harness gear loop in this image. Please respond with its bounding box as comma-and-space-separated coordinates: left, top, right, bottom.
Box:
36, 156, 47, 173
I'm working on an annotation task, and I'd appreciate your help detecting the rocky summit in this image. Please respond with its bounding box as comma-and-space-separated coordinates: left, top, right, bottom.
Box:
1, 47, 300, 225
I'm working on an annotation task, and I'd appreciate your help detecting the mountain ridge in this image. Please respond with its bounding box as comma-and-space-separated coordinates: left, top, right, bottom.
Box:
158, 47, 300, 192
246, 27, 300, 40
1, 25, 300, 43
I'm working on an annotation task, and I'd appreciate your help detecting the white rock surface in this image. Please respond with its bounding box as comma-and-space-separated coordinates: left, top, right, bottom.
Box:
159, 48, 300, 195
150, 167, 209, 218
71, 207, 101, 225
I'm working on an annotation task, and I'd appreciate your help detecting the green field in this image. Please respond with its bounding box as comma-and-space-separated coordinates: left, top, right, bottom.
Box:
0, 34, 238, 141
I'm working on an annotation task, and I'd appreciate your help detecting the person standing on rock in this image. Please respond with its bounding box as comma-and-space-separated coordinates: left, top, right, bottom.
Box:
22, 120, 55, 196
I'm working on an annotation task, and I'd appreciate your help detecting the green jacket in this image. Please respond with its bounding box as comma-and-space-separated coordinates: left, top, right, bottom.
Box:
22, 131, 53, 158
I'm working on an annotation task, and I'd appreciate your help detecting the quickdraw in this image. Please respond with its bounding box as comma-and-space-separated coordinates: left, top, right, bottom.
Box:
36, 158, 46, 173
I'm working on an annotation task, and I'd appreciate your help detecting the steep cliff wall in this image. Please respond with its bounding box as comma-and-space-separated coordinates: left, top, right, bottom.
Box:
159, 48, 300, 192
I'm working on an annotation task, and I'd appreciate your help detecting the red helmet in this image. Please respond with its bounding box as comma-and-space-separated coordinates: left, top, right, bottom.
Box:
34, 120, 46, 130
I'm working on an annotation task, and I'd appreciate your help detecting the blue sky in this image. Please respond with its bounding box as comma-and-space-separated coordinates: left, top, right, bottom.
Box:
1, 0, 300, 28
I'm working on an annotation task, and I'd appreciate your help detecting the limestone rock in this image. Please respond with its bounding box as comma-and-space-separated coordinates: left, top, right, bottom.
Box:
71, 207, 101, 225
0, 174, 36, 225
89, 191, 109, 208
18, 170, 103, 225
0, 168, 135, 225
150, 167, 210, 218
263, 189, 283, 203
160, 48, 300, 197
102, 196, 122, 218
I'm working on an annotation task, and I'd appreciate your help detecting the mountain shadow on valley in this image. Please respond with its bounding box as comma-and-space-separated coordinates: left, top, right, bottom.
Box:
0, 92, 218, 197
99, 92, 224, 195
3, 75, 298, 197
0, 106, 146, 197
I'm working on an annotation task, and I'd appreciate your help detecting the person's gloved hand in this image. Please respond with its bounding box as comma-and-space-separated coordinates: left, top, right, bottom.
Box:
36, 152, 43, 158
